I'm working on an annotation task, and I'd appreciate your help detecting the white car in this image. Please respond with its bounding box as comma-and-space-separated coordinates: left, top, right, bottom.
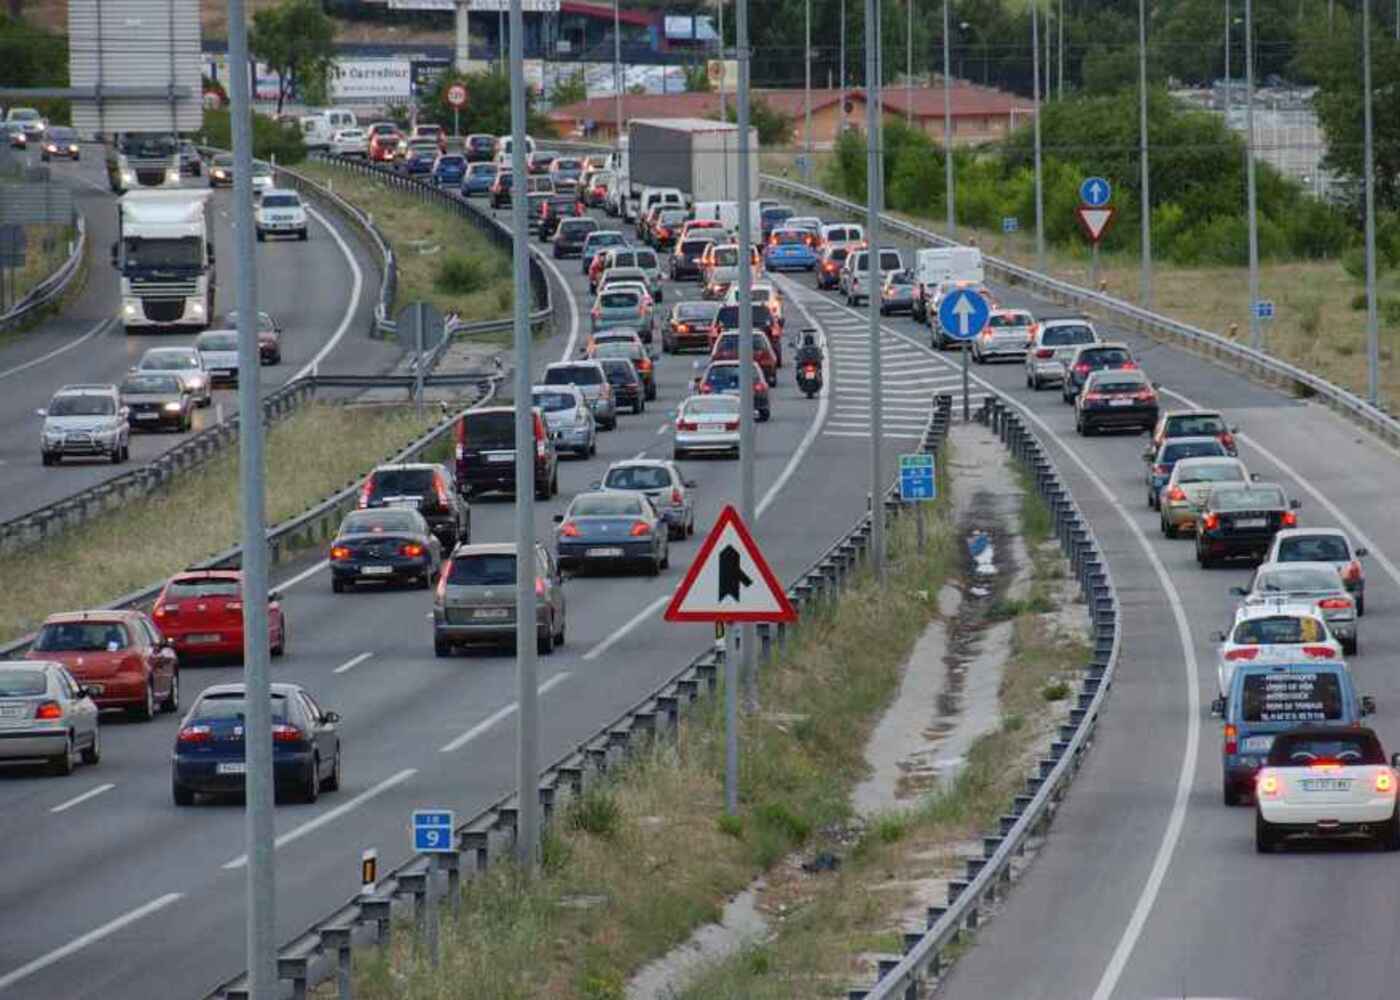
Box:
1214, 602, 1343, 700
255, 188, 308, 241
134, 346, 211, 407
1264, 527, 1369, 615
972, 308, 1037, 363
673, 394, 740, 461
250, 161, 274, 199
1025, 316, 1099, 389
194, 330, 240, 386
1233, 561, 1359, 654
722, 280, 783, 320
1255, 726, 1400, 853
329, 128, 369, 157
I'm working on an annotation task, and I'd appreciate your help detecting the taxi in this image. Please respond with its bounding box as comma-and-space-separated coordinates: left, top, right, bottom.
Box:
1213, 601, 1343, 700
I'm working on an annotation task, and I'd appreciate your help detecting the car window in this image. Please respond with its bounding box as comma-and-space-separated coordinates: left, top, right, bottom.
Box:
1161, 441, 1225, 462
192, 692, 290, 722
713, 247, 738, 266
544, 365, 602, 386
609, 251, 637, 268
0, 669, 47, 697
879, 250, 903, 271
1268, 732, 1383, 766
605, 466, 671, 490
197, 333, 238, 352
706, 366, 741, 390
1276, 535, 1350, 562
48, 394, 116, 416
1241, 671, 1343, 723
369, 468, 435, 495
261, 194, 300, 209
677, 303, 718, 321
1177, 463, 1244, 484
532, 390, 577, 412
1254, 567, 1342, 593
685, 396, 739, 416
1082, 347, 1131, 365
341, 510, 421, 534
600, 292, 641, 309
635, 251, 658, 269
33, 621, 130, 652
572, 494, 644, 516
1042, 324, 1095, 346
1089, 373, 1146, 392
601, 360, 638, 383
1232, 615, 1325, 645
462, 411, 515, 447
141, 352, 198, 370
1212, 487, 1284, 511
166, 578, 242, 599
448, 553, 516, 585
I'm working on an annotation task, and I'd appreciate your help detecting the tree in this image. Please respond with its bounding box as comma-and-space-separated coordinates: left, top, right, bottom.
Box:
715, 97, 795, 147
198, 109, 307, 165
419, 70, 553, 137
0, 13, 70, 123
552, 69, 586, 108
683, 62, 713, 93
249, 0, 336, 115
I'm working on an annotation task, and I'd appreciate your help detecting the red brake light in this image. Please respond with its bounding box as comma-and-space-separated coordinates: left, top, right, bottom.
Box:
1257, 773, 1280, 797
35, 701, 62, 720
803, 365, 818, 376
358, 478, 373, 508
1154, 464, 1170, 475
227, 601, 243, 613
1036, 348, 1054, 359
1224, 723, 1238, 755
1081, 392, 1103, 403
1302, 645, 1334, 658
1318, 598, 1352, 610
1134, 389, 1156, 402
177, 724, 212, 743
1282, 511, 1298, 527
1224, 648, 1259, 661
1074, 362, 1091, 374
1377, 772, 1395, 793
725, 420, 739, 431
677, 419, 697, 431
1120, 361, 1138, 370
535, 576, 546, 596
1167, 486, 1187, 502
560, 521, 580, 537
330, 545, 351, 561
1204, 513, 1220, 531
1219, 432, 1235, 450
271, 723, 304, 743
399, 543, 425, 557
435, 474, 451, 506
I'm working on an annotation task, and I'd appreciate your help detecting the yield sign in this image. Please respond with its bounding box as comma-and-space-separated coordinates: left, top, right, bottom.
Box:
664, 504, 797, 623
1076, 205, 1117, 244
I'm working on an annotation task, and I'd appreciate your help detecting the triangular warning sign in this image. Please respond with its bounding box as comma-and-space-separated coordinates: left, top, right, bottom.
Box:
1076, 205, 1116, 244
664, 505, 797, 624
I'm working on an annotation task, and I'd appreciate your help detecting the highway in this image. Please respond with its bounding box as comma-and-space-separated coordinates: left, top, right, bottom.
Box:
0, 146, 394, 525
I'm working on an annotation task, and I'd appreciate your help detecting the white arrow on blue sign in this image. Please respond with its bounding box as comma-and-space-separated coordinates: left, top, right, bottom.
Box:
1079, 176, 1112, 208
1252, 300, 1275, 320
899, 453, 936, 502
412, 809, 455, 853
937, 288, 990, 342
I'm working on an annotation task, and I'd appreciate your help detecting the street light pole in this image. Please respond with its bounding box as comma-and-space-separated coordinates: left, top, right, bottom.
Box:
866, 0, 885, 578
1058, 0, 1064, 98
1363, 0, 1380, 403
1223, 0, 1230, 125
1031, 0, 1045, 273
1138, 0, 1153, 308
907, 0, 914, 126
805, 0, 812, 178
733, 0, 755, 809
1245, 0, 1261, 349
718, 0, 726, 122
943, 0, 955, 236
613, 0, 623, 148
840, 0, 847, 133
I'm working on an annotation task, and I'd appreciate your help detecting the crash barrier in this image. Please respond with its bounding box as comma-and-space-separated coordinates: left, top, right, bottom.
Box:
848, 395, 1120, 1000
0, 372, 502, 659
760, 175, 1400, 450
0, 213, 87, 332
206, 394, 955, 1000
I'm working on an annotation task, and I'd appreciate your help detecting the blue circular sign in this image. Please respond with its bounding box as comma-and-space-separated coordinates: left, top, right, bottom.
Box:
937, 288, 990, 342
1079, 176, 1112, 207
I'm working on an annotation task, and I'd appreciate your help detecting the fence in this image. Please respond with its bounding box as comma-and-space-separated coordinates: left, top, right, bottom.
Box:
0, 213, 87, 332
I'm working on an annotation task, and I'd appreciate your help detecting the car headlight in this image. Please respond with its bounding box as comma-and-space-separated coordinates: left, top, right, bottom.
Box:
69, 144, 78, 152
188, 375, 206, 389
163, 401, 183, 412
166, 169, 180, 184
44, 427, 62, 441
123, 301, 139, 317
121, 170, 136, 184
189, 301, 205, 317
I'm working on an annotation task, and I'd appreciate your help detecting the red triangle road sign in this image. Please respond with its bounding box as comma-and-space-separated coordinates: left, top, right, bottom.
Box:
1076, 205, 1116, 244
664, 504, 797, 624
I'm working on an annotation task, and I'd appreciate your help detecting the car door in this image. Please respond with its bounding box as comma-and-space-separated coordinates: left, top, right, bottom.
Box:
59, 667, 98, 751
539, 546, 564, 626
140, 616, 177, 701
299, 692, 337, 775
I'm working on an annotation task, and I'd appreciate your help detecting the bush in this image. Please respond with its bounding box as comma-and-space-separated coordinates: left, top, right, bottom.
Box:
567, 785, 622, 839
197, 109, 306, 165
435, 252, 491, 295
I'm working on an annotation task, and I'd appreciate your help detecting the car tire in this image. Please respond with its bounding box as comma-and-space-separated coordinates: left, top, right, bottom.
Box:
132, 681, 156, 722
298, 230, 308, 242
1148, 490, 1157, 510
1224, 780, 1241, 807
1379, 803, 1400, 851
1254, 811, 1276, 852
323, 748, 342, 791
81, 728, 101, 765
256, 230, 266, 242
172, 777, 195, 806
1342, 635, 1358, 656
49, 735, 74, 777
302, 756, 320, 804
537, 623, 555, 656
673, 449, 686, 461
646, 557, 661, 577
1357, 594, 1366, 617
331, 577, 346, 594
633, 399, 643, 415
161, 671, 180, 714
1161, 517, 1175, 539
111, 446, 124, 465
660, 547, 670, 570
434, 635, 451, 658
41, 451, 54, 466
271, 620, 285, 657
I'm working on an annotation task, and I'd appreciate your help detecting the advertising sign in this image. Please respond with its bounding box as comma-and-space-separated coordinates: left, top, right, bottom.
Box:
329, 59, 413, 102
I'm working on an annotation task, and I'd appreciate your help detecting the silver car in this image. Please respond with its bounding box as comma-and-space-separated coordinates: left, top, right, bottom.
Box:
1024, 316, 1099, 389
532, 384, 596, 458
432, 542, 566, 656
194, 329, 240, 386
542, 361, 616, 431
135, 346, 212, 407
38, 383, 130, 466
1232, 561, 1359, 654
0, 660, 100, 774
1264, 527, 1369, 615
973, 307, 1036, 363
592, 286, 653, 337
598, 459, 696, 540
879, 270, 916, 315
601, 247, 663, 302
673, 394, 741, 460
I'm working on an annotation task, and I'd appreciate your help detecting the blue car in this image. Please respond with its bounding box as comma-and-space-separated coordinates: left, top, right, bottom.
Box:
461, 162, 498, 197
763, 228, 819, 271
171, 682, 342, 805
432, 153, 467, 186
554, 490, 669, 576
1144, 435, 1227, 509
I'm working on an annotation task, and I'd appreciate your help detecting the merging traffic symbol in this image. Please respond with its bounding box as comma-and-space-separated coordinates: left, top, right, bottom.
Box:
665, 505, 797, 623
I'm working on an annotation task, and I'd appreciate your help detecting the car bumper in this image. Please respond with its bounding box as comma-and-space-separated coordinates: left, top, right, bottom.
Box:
1259, 798, 1396, 829
168, 631, 245, 657
0, 728, 70, 758
172, 753, 312, 793
675, 430, 740, 453
75, 676, 150, 709
978, 337, 1031, 357
765, 253, 817, 270
557, 541, 655, 568
433, 610, 547, 644
1198, 531, 1278, 559
587, 399, 616, 422
43, 436, 122, 457
331, 555, 433, 583
668, 331, 710, 352
129, 410, 187, 429
548, 426, 593, 453
1079, 404, 1158, 429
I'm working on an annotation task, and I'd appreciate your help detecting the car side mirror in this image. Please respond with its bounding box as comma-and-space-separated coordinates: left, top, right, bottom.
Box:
1356, 547, 1369, 557
1229, 586, 1247, 596
1250, 472, 1261, 481
590, 480, 601, 489
323, 711, 341, 724
35, 407, 47, 417
268, 591, 281, 602
1210, 696, 1225, 717
552, 513, 564, 523
1210, 630, 1226, 643
684, 479, 697, 488
1289, 498, 1301, 510
207, 246, 215, 263
1362, 695, 1377, 716
1230, 425, 1240, 433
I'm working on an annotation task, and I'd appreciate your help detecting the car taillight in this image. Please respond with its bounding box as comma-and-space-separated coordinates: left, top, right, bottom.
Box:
676, 323, 689, 333
1203, 513, 1219, 530
227, 601, 243, 613
591, 306, 601, 319
1342, 560, 1362, 582
330, 545, 351, 560
1074, 362, 1090, 375
1318, 597, 1353, 610
1377, 772, 1395, 793
1154, 464, 1170, 476
1224, 648, 1259, 661
677, 419, 697, 431
35, 701, 62, 720
1218, 432, 1235, 451
1257, 773, 1280, 798
700, 383, 713, 394
357, 479, 373, 508
1120, 361, 1138, 369
1134, 390, 1156, 402
399, 543, 425, 557
560, 521, 580, 537
1036, 348, 1054, 358
1167, 486, 1187, 502
272, 724, 304, 743
1302, 645, 1334, 658
1081, 392, 1103, 403
1224, 723, 1238, 755
804, 365, 818, 377
1279, 510, 1298, 527
725, 420, 739, 431
154, 603, 178, 618
178, 725, 212, 743
435, 475, 451, 506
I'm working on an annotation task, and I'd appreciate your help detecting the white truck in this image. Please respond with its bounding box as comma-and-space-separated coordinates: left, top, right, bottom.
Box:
911, 246, 984, 323
105, 132, 182, 194
112, 190, 215, 333
626, 118, 758, 206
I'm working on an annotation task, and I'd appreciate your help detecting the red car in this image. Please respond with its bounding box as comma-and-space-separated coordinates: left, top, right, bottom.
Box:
152, 570, 286, 660
708, 331, 778, 386
368, 127, 402, 163
26, 609, 179, 719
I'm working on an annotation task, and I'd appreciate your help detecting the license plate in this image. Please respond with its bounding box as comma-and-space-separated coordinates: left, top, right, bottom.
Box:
473, 608, 511, 619
214, 369, 233, 377
1244, 736, 1274, 752
587, 547, 625, 557
0, 705, 23, 718
1301, 778, 1352, 792
1108, 398, 1134, 406
186, 633, 221, 644
486, 453, 515, 463
216, 762, 247, 775
700, 423, 725, 433
361, 565, 394, 575
134, 412, 159, 420
1234, 518, 1267, 528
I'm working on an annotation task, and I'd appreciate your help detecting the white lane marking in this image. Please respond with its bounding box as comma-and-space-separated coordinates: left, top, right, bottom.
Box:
437, 672, 572, 752
0, 892, 183, 991
277, 558, 330, 592
222, 767, 417, 870
0, 318, 113, 381
291, 205, 364, 380
824, 430, 925, 440
50, 782, 115, 813
333, 651, 372, 674
580, 277, 832, 662
656, 423, 670, 435
536, 249, 582, 363
631, 449, 648, 459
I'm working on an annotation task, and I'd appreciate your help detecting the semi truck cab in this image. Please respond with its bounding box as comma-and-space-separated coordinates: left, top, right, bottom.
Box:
113, 190, 215, 332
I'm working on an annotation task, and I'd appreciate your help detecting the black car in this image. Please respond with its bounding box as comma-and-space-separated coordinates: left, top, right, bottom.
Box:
1195, 483, 1301, 568
1062, 342, 1135, 402
40, 126, 80, 161
553, 217, 599, 258
600, 358, 645, 415
664, 300, 721, 353
670, 237, 714, 281
1074, 369, 1159, 435
464, 133, 496, 163
330, 506, 443, 592
179, 141, 203, 176
358, 462, 471, 549
711, 302, 783, 366
538, 194, 581, 240
454, 405, 559, 499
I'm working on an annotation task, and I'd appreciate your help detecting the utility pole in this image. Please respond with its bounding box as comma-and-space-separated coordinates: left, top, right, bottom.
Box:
228, 0, 275, 993
943, 0, 955, 235
866, 0, 885, 579
1245, 0, 1260, 348
805, 0, 812, 178
1363, 0, 1380, 402
1031, 0, 1045, 273
718, 0, 726, 122
614, 0, 624, 149
907, 0, 914, 125
840, 0, 847, 133
1138, 0, 1152, 308
1224, 0, 1230, 125
1058, 0, 1064, 99
508, 0, 539, 873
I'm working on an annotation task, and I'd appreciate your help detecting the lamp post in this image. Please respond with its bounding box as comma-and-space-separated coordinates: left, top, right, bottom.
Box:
1245, 0, 1260, 348
1031, 0, 1045, 273
1363, 0, 1380, 403
943, 0, 955, 236
1138, 0, 1153, 309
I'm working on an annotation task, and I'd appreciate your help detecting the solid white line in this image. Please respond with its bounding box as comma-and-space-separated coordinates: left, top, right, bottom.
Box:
278, 558, 330, 592
222, 768, 417, 870
437, 672, 572, 750
0, 318, 113, 381
0, 893, 183, 991
824, 430, 925, 440
656, 423, 670, 435
333, 651, 372, 674
581, 594, 671, 662
50, 782, 115, 814
632, 449, 648, 459
537, 247, 582, 363
292, 205, 364, 381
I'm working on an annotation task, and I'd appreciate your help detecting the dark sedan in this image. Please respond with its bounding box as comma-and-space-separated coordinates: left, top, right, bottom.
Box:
358, 461, 470, 548
120, 372, 193, 432
464, 133, 496, 163
40, 126, 80, 161
1061, 342, 1136, 403
670, 236, 714, 282
329, 507, 443, 592
538, 194, 581, 240
664, 300, 721, 353
554, 491, 670, 576
1074, 369, 1159, 435
599, 357, 645, 414
553, 217, 599, 258
1195, 483, 1301, 568
171, 682, 341, 805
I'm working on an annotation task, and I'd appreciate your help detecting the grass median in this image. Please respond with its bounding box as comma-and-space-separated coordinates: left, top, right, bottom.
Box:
0, 403, 436, 644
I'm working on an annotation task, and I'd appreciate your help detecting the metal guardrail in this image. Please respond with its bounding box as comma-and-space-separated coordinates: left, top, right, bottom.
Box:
0, 213, 87, 332
207, 394, 955, 1000
760, 175, 1400, 450
849, 396, 1119, 1000
0, 373, 501, 659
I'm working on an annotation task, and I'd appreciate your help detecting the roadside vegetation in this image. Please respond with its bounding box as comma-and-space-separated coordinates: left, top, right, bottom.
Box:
0, 403, 437, 644
9, 222, 74, 305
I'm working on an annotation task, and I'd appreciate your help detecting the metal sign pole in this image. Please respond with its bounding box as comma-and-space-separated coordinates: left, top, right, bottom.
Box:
961, 343, 970, 422
724, 624, 738, 813
1091, 241, 1100, 290
1031, 0, 1045, 274
866, 0, 885, 579
736, 0, 757, 712
414, 302, 425, 420
942, 0, 955, 236
1138, 0, 1153, 309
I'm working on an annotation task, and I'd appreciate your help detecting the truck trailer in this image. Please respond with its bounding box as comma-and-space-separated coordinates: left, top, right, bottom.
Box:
113, 189, 215, 332
626, 119, 759, 205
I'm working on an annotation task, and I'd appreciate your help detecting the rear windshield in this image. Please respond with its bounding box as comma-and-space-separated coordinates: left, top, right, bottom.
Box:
681, 239, 713, 255
1211, 487, 1285, 511
532, 390, 576, 412
879, 250, 903, 271
572, 495, 644, 516
634, 250, 658, 269
600, 292, 640, 308
989, 313, 1031, 328
761, 208, 793, 224
1276, 535, 1350, 562
0, 670, 47, 697
586, 233, 625, 249
1166, 414, 1227, 437
197, 333, 238, 352
715, 304, 772, 328
1090, 374, 1147, 393
601, 360, 638, 383
141, 351, 198, 370
1241, 672, 1344, 723
772, 231, 806, 244
1161, 440, 1225, 462
1176, 462, 1243, 484
369, 469, 434, 495
261, 194, 300, 209
706, 366, 741, 390
341, 510, 420, 534
1253, 567, 1343, 593
462, 411, 515, 448
1042, 324, 1095, 346
1267, 731, 1383, 766
605, 466, 671, 490
827, 247, 850, 262
1082, 347, 1131, 365
609, 252, 637, 268
826, 227, 859, 242
713, 247, 738, 266
122, 374, 182, 394
676, 302, 718, 321
192, 692, 289, 722
1232, 615, 1326, 645
448, 553, 516, 585
685, 396, 739, 416
34, 622, 130, 652
544, 365, 603, 387
165, 578, 241, 599
559, 220, 596, 235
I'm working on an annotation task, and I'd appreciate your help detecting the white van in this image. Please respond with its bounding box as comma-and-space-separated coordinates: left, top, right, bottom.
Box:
693, 200, 739, 231
636, 186, 685, 236
911, 246, 984, 322
495, 134, 537, 164
299, 108, 358, 151
821, 222, 865, 247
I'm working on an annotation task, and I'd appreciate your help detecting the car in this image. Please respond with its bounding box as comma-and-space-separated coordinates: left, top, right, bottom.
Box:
0, 661, 100, 775
548, 155, 585, 192
703, 243, 763, 299
602, 247, 664, 301
709, 330, 778, 386
1142, 436, 1228, 509
721, 280, 784, 321
208, 153, 235, 187
709, 301, 783, 368
696, 360, 771, 421
37, 383, 130, 466
432, 542, 566, 656
464, 133, 497, 163
1254, 726, 1400, 852
676, 218, 728, 246
764, 227, 820, 271
254, 188, 309, 242
843, 247, 904, 307
1232, 561, 1359, 655
1159, 456, 1251, 538
454, 404, 560, 498
1265, 528, 1368, 615
1060, 342, 1136, 403
599, 357, 646, 415
39, 126, 80, 161
555, 491, 670, 576
461, 161, 499, 197
664, 300, 721, 353
120, 371, 193, 433
598, 459, 696, 540
524, 190, 552, 230
401, 140, 441, 175
409, 123, 447, 154
1151, 409, 1239, 457
670, 235, 715, 282
368, 126, 403, 162
171, 682, 341, 805
178, 140, 203, 176
552, 216, 599, 258
1074, 368, 1159, 436
6, 107, 46, 142
1025, 316, 1098, 389
650, 208, 690, 251
785, 216, 822, 241
579, 169, 614, 207
194, 330, 240, 386
581, 230, 628, 276
152, 570, 287, 660
223, 309, 283, 365
330, 506, 443, 592
538, 193, 582, 240
592, 286, 653, 337
814, 244, 851, 290
527, 149, 557, 175
1214, 601, 1341, 700
879, 269, 916, 315
3, 121, 28, 149
589, 339, 656, 400
489, 169, 517, 208
759, 204, 796, 240
1195, 482, 1300, 568
134, 346, 212, 406
972, 308, 1036, 363
250, 160, 274, 198
673, 393, 741, 460
525, 173, 555, 195
532, 384, 596, 457
431, 153, 468, 187
820, 222, 864, 247
359, 462, 471, 549
25, 610, 178, 720
543, 361, 617, 431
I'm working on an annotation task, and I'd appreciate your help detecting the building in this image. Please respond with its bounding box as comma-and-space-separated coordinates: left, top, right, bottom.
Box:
548, 85, 1034, 146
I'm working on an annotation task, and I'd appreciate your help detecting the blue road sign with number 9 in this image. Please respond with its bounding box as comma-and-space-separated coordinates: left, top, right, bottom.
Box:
899, 453, 936, 502
937, 288, 990, 342
1079, 176, 1112, 207
412, 809, 455, 853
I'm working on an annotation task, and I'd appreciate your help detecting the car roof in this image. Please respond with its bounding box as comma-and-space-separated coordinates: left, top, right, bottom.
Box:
1159, 436, 1223, 448
1163, 408, 1225, 418
607, 458, 670, 469
143, 346, 197, 355
199, 682, 303, 698
1272, 526, 1347, 541
170, 569, 241, 581
1232, 601, 1323, 621
1073, 341, 1128, 352
371, 462, 439, 472
55, 383, 117, 395
533, 382, 583, 395
449, 541, 521, 558
43, 609, 143, 624
1254, 560, 1343, 578
546, 360, 604, 372
260, 188, 299, 199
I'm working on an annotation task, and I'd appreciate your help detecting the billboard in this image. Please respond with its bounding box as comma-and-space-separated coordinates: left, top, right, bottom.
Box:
69, 0, 203, 133
329, 59, 413, 102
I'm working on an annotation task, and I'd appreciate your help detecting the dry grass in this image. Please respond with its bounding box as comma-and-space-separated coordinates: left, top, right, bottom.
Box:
0, 402, 435, 644
11, 223, 73, 303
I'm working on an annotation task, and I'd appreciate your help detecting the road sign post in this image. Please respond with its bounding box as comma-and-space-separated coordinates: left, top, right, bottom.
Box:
1076, 203, 1117, 291
937, 287, 990, 423
1252, 300, 1275, 321
398, 301, 444, 420
445, 82, 468, 140
899, 453, 936, 552
410, 810, 452, 967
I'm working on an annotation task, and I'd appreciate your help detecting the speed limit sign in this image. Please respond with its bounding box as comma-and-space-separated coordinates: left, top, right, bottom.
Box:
446, 83, 468, 109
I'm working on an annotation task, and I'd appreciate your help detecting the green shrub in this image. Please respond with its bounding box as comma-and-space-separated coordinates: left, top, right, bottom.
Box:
435, 253, 491, 295
1041, 681, 1071, 702
716, 813, 745, 838
567, 785, 622, 839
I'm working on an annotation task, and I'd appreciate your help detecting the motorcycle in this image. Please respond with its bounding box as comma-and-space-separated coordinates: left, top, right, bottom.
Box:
796, 360, 822, 398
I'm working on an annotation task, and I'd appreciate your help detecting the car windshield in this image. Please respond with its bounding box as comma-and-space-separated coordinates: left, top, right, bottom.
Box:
191, 692, 290, 722
1042, 324, 1095, 346
713, 247, 738, 266
122, 374, 181, 394
886, 272, 913, 287
0, 669, 47, 697
1241, 672, 1344, 723
588, 233, 625, 248
10, 109, 40, 122
1091, 375, 1146, 393
261, 194, 300, 208
448, 553, 516, 585
715, 305, 771, 329
772, 231, 806, 244
141, 351, 197, 370
532, 390, 576, 412
123, 235, 202, 269
462, 411, 515, 447
827, 247, 850, 262
1268, 732, 1384, 766
1161, 441, 1225, 462
48, 394, 115, 416
1276, 535, 1350, 562
1167, 414, 1227, 436
1254, 567, 1342, 593
341, 510, 420, 534
165, 578, 241, 599
572, 494, 644, 516
224, 311, 274, 333
1232, 615, 1326, 645
595, 343, 640, 361
213, 154, 233, 167
634, 251, 658, 269
197, 333, 238, 352
605, 466, 671, 490
370, 469, 435, 495
1212, 487, 1285, 511
33, 621, 129, 652
544, 365, 602, 387
1177, 462, 1243, 484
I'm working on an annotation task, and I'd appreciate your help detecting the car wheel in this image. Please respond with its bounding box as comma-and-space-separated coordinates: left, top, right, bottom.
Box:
434, 635, 451, 658
298, 230, 308, 242
49, 735, 74, 776
1357, 594, 1366, 617
331, 577, 346, 594
537, 622, 555, 656
41, 451, 54, 466
1254, 811, 1276, 852
418, 571, 431, 590
323, 748, 342, 791
256, 230, 266, 242
1342, 635, 1358, 656
673, 449, 686, 461
1161, 517, 1175, 539
687, 514, 695, 537
132, 681, 156, 722
81, 727, 101, 765
172, 776, 195, 806
633, 399, 643, 415
111, 446, 124, 465
1224, 780, 1241, 807
302, 756, 320, 804
1148, 490, 1157, 510
161, 671, 180, 713
660, 546, 670, 570
271, 619, 285, 657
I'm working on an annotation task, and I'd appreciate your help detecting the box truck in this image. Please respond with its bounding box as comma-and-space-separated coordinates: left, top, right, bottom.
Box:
626, 118, 759, 205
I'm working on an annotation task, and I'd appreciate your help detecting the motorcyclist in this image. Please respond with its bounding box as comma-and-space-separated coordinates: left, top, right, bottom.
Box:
794, 330, 823, 373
